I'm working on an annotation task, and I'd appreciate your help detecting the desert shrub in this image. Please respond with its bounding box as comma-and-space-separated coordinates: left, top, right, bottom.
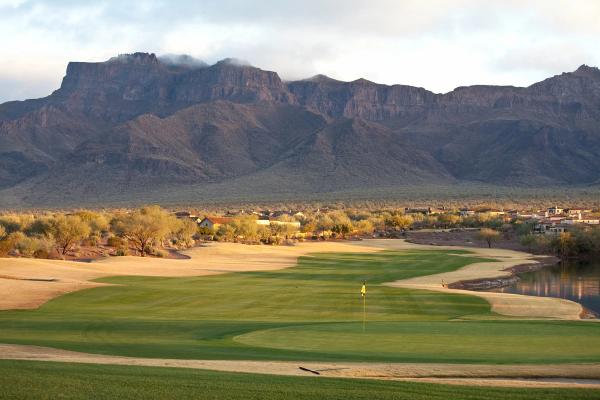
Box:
8, 232, 54, 258
83, 234, 102, 246
0, 215, 24, 234
115, 248, 128, 256
33, 248, 51, 259
197, 227, 215, 236
24, 217, 53, 237
519, 234, 537, 252
147, 247, 167, 257
107, 236, 126, 247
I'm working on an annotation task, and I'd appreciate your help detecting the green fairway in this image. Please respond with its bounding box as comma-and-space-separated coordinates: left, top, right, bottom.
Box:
1, 360, 599, 400
1, 250, 600, 363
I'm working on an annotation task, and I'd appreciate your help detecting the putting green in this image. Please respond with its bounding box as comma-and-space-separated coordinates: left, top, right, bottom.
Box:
1, 250, 599, 364
235, 321, 600, 363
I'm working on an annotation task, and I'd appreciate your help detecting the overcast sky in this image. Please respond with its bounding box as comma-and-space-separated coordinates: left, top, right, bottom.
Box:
1, 0, 599, 103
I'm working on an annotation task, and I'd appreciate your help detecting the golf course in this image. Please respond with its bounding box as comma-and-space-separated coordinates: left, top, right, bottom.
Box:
1, 240, 600, 399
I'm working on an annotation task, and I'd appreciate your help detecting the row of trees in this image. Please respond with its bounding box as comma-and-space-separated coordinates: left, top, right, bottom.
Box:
3, 204, 596, 259
0, 206, 520, 259
519, 228, 600, 259
0, 206, 198, 258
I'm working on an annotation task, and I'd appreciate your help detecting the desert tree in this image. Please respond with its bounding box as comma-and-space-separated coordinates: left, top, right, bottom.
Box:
173, 218, 198, 248
316, 214, 334, 237
75, 211, 110, 240
216, 224, 236, 241
49, 215, 91, 255
112, 206, 174, 256
552, 232, 576, 259
477, 228, 500, 248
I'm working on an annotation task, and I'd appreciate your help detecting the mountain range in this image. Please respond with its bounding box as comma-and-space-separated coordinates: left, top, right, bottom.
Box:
1, 52, 599, 206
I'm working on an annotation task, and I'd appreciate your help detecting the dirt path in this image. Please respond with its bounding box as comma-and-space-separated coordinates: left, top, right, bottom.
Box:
2, 344, 599, 389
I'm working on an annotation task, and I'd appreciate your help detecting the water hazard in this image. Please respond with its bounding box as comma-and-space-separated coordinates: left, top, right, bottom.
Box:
490, 261, 600, 315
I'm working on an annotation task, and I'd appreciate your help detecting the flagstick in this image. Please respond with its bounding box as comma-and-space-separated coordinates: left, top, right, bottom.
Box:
362, 294, 366, 333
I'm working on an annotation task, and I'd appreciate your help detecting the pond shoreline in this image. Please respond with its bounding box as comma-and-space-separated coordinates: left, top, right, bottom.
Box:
447, 256, 559, 291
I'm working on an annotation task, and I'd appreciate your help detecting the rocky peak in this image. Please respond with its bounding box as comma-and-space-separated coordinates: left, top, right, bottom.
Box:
305, 74, 337, 83
108, 52, 160, 65
528, 65, 600, 100
214, 58, 252, 67
573, 64, 600, 78
158, 54, 208, 69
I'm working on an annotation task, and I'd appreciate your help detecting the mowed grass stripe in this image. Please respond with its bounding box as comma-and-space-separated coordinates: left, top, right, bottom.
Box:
1, 250, 600, 363
1, 360, 599, 400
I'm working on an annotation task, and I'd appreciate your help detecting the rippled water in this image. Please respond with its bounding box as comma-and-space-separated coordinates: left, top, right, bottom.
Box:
490, 261, 600, 314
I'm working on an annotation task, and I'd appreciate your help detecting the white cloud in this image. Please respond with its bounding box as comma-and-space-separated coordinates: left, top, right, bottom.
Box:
0, 0, 599, 102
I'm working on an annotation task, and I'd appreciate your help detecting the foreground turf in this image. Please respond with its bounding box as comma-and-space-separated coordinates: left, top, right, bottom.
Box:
1, 250, 600, 363
1, 360, 599, 400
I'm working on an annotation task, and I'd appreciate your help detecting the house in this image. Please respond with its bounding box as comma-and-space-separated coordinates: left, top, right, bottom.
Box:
533, 222, 569, 235
404, 207, 432, 215
268, 220, 301, 230
459, 208, 475, 217
256, 217, 271, 226
198, 217, 234, 230
487, 210, 506, 217
174, 211, 197, 219
545, 206, 564, 217
563, 218, 600, 225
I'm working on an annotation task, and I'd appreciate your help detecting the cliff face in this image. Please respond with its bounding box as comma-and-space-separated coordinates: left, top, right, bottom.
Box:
54, 54, 293, 116
0, 52, 599, 204
287, 75, 435, 120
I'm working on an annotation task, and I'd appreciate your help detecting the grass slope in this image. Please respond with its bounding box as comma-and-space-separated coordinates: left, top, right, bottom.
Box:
1, 360, 599, 400
1, 250, 600, 363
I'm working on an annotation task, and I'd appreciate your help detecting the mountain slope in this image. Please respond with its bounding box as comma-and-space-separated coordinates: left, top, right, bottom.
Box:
0, 53, 599, 205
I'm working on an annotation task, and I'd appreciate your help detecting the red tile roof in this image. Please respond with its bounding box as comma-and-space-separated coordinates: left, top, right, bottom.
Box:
203, 217, 234, 224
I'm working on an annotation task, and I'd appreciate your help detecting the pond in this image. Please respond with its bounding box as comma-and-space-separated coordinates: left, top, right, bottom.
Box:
489, 260, 600, 315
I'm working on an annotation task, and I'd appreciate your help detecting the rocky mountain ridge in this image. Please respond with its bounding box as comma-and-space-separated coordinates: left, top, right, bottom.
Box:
0, 53, 599, 206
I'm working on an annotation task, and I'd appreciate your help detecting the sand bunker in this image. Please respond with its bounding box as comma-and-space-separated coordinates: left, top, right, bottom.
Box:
1, 344, 599, 389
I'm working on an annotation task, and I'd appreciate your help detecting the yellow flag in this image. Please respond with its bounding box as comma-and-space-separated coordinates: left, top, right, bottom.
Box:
361, 283, 366, 297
